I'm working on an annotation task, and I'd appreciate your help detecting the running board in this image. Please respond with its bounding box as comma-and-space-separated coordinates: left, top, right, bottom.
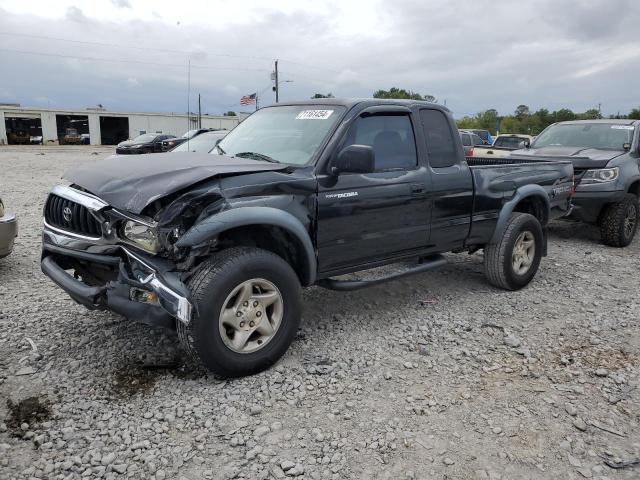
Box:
317, 255, 446, 291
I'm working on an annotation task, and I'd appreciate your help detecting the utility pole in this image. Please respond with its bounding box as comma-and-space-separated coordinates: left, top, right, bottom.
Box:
598, 103, 602, 118
274, 59, 279, 103
198, 94, 201, 129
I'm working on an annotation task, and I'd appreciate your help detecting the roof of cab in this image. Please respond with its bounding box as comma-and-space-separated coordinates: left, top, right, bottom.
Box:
274, 97, 451, 113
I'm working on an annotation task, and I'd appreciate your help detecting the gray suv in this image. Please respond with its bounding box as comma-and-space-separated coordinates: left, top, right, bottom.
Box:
513, 119, 640, 247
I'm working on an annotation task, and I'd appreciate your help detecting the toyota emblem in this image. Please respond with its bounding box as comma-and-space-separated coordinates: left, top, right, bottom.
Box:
63, 207, 73, 223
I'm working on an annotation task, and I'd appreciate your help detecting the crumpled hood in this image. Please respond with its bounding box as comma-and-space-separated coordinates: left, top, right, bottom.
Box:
64, 152, 288, 214
512, 146, 625, 168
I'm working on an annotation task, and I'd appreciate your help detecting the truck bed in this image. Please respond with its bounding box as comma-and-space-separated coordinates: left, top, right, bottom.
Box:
464, 155, 574, 245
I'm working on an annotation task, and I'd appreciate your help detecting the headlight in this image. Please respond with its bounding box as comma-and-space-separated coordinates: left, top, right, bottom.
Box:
581, 167, 619, 184
122, 221, 159, 253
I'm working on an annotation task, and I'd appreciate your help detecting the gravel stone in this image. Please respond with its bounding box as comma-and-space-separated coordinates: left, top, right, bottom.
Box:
0, 146, 638, 480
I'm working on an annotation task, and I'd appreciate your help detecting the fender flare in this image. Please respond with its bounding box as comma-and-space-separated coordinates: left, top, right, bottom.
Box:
176, 207, 316, 286
489, 184, 550, 245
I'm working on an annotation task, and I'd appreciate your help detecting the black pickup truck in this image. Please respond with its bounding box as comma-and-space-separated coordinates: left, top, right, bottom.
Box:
41, 99, 573, 377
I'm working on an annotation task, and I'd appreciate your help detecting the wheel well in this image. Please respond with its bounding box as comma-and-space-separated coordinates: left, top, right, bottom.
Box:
628, 181, 640, 196
513, 196, 547, 226
215, 225, 310, 285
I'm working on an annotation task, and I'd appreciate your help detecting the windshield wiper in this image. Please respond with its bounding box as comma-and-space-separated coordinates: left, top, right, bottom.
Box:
234, 151, 280, 163
215, 144, 226, 155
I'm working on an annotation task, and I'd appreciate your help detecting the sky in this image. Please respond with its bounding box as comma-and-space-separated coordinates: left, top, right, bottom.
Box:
0, 0, 639, 118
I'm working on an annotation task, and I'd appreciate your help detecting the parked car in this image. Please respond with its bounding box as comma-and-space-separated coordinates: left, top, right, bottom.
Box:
466, 129, 493, 145
116, 134, 176, 154
40, 99, 573, 377
80, 134, 91, 145
61, 128, 82, 145
30, 135, 43, 145
473, 134, 534, 158
459, 130, 485, 156
7, 131, 30, 145
170, 130, 228, 153
512, 119, 640, 247
0, 196, 18, 258
160, 129, 218, 152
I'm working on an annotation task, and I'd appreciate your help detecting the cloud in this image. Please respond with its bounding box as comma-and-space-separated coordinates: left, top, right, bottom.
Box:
0, 0, 639, 116
111, 0, 132, 8
64, 6, 87, 23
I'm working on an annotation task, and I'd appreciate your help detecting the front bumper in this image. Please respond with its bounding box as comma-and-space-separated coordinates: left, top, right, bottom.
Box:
570, 189, 626, 223
41, 225, 192, 327
0, 213, 18, 258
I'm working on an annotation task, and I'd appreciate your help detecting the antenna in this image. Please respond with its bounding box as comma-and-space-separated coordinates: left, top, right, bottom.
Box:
187, 58, 191, 150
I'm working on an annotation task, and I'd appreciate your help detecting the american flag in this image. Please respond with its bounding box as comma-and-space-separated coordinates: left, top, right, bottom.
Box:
240, 93, 257, 105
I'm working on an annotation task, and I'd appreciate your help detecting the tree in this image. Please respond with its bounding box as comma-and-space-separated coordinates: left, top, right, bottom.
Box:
578, 109, 601, 120
311, 93, 335, 99
629, 108, 640, 120
554, 108, 576, 122
373, 87, 433, 101
514, 104, 530, 120
223, 111, 237, 116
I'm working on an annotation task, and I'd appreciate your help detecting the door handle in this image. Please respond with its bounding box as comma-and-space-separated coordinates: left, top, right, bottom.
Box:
411, 184, 426, 195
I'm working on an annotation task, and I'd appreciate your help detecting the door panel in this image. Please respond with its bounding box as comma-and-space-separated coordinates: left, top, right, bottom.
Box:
317, 168, 431, 273
419, 109, 474, 250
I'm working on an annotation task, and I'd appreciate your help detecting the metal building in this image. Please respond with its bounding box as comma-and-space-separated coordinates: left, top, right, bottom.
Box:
0, 105, 241, 145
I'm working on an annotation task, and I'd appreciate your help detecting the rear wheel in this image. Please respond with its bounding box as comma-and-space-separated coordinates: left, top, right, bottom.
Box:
484, 212, 543, 290
177, 247, 301, 377
599, 194, 638, 247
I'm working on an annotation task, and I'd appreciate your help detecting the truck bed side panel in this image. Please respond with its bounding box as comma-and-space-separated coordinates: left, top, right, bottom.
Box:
465, 158, 573, 245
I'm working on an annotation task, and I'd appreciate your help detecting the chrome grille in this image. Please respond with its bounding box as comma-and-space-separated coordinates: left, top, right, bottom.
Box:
45, 194, 102, 237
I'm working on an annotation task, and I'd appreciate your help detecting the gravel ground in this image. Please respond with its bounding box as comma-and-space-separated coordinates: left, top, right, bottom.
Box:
0, 145, 638, 480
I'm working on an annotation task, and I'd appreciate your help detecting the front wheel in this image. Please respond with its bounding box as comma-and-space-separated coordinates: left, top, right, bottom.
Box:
599, 194, 638, 247
177, 247, 301, 377
484, 212, 543, 290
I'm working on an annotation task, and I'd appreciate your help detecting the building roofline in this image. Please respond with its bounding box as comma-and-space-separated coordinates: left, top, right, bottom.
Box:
0, 105, 237, 119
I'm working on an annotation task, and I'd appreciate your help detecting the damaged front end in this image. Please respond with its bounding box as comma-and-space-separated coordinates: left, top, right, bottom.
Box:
41, 185, 194, 328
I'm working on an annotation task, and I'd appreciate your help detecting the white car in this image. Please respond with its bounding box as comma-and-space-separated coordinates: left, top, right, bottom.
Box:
474, 134, 534, 158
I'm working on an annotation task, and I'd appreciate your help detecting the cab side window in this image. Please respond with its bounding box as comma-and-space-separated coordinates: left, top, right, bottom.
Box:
341, 114, 417, 171
471, 134, 484, 146
420, 109, 458, 168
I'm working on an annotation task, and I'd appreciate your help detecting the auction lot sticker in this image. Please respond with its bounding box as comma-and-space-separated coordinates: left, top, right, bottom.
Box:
296, 110, 334, 120
611, 125, 634, 130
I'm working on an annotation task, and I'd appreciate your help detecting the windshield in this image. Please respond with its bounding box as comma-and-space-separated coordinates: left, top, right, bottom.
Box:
213, 105, 346, 165
132, 133, 157, 144
173, 132, 226, 153
533, 123, 634, 150
494, 136, 527, 148
182, 129, 199, 139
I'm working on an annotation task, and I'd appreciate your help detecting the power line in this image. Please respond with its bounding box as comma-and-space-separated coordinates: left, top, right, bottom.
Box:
0, 31, 273, 62
0, 48, 268, 72
0, 31, 343, 74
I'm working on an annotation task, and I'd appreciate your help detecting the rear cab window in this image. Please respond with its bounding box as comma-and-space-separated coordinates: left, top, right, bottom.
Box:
420, 109, 459, 168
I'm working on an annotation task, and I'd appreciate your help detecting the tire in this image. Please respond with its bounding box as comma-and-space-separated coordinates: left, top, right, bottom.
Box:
177, 247, 302, 377
484, 212, 543, 291
599, 194, 638, 248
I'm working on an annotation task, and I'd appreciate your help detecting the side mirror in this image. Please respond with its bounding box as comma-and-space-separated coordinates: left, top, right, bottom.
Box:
331, 145, 375, 175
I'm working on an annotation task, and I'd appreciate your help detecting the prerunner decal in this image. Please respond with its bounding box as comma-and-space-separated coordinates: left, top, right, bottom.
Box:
296, 110, 334, 120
